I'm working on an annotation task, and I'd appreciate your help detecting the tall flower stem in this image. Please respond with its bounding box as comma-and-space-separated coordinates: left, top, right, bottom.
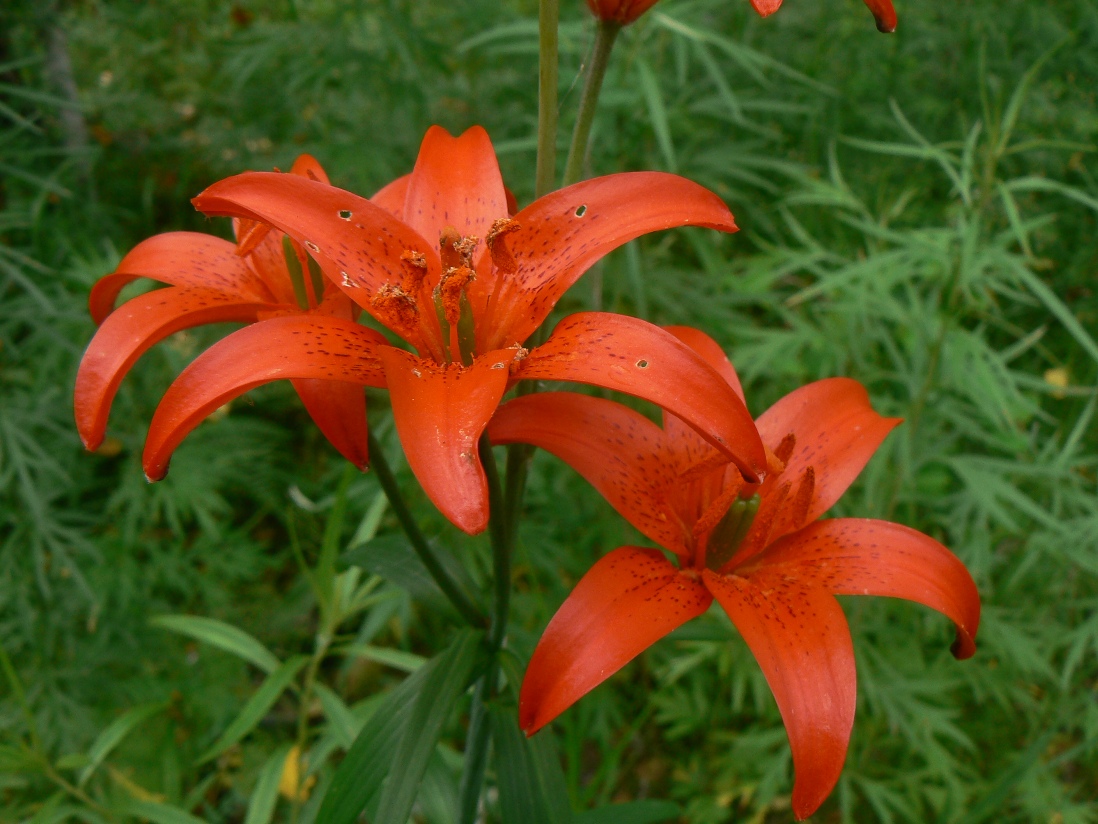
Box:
366, 430, 484, 627
562, 19, 622, 186
457, 436, 513, 824
536, 0, 560, 199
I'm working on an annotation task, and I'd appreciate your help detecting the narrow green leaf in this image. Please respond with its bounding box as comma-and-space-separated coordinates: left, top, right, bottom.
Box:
316, 630, 482, 824
244, 744, 292, 824
314, 684, 361, 748
151, 614, 281, 674
197, 656, 308, 764
78, 702, 165, 787
1012, 265, 1098, 365
574, 800, 681, 824
373, 631, 482, 824
338, 644, 426, 673
489, 705, 572, 824
636, 58, 677, 173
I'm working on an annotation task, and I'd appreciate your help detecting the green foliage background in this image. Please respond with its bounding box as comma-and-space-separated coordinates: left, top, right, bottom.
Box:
1, 0, 1096, 822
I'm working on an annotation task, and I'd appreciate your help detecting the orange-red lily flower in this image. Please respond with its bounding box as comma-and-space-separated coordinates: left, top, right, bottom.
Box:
139, 127, 766, 534
588, 0, 897, 32
489, 327, 979, 820
74, 155, 375, 469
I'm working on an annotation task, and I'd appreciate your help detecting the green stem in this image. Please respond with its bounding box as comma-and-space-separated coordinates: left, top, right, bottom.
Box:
535, 0, 560, 198
290, 643, 328, 824
367, 431, 484, 627
563, 20, 622, 186
456, 437, 513, 824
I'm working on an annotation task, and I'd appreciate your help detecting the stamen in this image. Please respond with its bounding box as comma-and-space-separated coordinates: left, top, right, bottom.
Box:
235, 219, 271, 257
370, 283, 420, 340
773, 432, 796, 466
438, 266, 476, 326
454, 235, 479, 266
400, 250, 428, 292
439, 226, 463, 271
786, 466, 816, 533
486, 217, 521, 274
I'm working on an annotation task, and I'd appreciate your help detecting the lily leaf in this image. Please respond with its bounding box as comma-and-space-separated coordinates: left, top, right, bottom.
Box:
197, 656, 308, 764
151, 614, 281, 674
316, 629, 482, 824
78, 702, 165, 787
243, 744, 293, 824
489, 705, 572, 824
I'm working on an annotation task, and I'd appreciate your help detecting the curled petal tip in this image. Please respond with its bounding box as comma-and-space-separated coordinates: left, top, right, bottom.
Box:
865, 0, 897, 32
951, 632, 977, 661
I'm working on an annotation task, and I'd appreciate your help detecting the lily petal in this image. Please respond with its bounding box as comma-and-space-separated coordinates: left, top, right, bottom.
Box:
756, 378, 900, 525
660, 326, 746, 470
192, 172, 442, 336
90, 233, 272, 323
401, 126, 508, 254
489, 393, 688, 556
521, 547, 712, 734
479, 173, 737, 349
75, 287, 274, 450
143, 316, 389, 480
703, 569, 855, 821
749, 0, 783, 16
663, 326, 745, 401
752, 519, 980, 659
515, 313, 765, 482
289, 153, 330, 184
290, 378, 369, 470
378, 348, 516, 535
864, 0, 897, 32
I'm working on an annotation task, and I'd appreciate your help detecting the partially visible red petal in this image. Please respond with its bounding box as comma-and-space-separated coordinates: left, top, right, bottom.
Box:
371, 174, 410, 218
749, 0, 783, 16
514, 313, 765, 482
192, 172, 442, 342
662, 326, 745, 401
477, 172, 737, 349
402, 126, 508, 252
289, 153, 330, 184
751, 519, 980, 659
703, 569, 855, 821
756, 378, 900, 526
75, 288, 271, 450
521, 547, 711, 734
91, 233, 271, 323
291, 378, 369, 469
488, 393, 688, 556
379, 347, 516, 535
143, 316, 389, 480
864, 0, 897, 32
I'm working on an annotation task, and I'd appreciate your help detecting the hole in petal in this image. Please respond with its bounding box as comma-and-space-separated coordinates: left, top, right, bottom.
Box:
340, 271, 354, 287
305, 241, 320, 253
491, 362, 506, 369
636, 359, 649, 368
574, 205, 587, 217
338, 209, 353, 220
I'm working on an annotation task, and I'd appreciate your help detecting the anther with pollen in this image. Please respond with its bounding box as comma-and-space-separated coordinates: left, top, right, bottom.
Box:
400, 249, 428, 292
371, 283, 420, 340
486, 217, 521, 274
